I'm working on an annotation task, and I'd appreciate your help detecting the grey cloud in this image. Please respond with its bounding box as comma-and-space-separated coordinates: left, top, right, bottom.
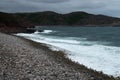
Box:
34, 0, 70, 3
0, 0, 120, 17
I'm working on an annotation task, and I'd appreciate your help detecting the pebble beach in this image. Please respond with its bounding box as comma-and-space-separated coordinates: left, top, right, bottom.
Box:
0, 32, 119, 80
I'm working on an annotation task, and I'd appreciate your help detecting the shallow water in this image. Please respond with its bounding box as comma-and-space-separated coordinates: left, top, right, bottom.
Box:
16, 26, 120, 77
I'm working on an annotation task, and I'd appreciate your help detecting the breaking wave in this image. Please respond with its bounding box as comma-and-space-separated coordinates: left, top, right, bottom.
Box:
16, 30, 120, 77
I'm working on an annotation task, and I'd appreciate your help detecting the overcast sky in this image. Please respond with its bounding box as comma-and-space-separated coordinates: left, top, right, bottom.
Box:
0, 0, 120, 17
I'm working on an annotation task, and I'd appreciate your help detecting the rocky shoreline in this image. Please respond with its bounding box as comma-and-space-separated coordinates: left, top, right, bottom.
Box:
0, 32, 120, 80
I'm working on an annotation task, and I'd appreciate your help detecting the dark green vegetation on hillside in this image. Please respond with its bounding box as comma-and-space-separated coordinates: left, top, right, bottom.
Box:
15, 11, 120, 26
0, 12, 33, 33
1, 11, 120, 33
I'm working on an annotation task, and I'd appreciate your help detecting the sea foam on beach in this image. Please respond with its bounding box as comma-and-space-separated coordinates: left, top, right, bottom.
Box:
16, 27, 120, 77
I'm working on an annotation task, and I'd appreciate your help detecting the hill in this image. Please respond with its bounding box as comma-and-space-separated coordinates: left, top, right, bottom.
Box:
0, 12, 33, 33
15, 11, 120, 26
1, 11, 120, 33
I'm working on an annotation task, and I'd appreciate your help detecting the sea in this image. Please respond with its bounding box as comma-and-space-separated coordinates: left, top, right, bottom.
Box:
16, 26, 120, 77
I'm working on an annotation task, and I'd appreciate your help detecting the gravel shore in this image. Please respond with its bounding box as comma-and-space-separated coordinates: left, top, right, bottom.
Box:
0, 32, 118, 80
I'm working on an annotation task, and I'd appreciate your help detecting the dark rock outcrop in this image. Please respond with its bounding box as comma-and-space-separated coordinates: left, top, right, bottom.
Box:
26, 28, 43, 33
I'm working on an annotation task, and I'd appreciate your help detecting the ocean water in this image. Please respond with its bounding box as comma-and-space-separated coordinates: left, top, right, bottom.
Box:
16, 26, 120, 77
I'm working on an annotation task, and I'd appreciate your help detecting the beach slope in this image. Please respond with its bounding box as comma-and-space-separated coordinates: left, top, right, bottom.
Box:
0, 33, 117, 80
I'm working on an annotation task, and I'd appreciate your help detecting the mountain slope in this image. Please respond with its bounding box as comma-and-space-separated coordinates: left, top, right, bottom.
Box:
0, 12, 33, 33
0, 11, 120, 33
15, 11, 120, 26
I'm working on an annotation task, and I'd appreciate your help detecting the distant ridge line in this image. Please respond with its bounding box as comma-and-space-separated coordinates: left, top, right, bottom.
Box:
14, 11, 120, 26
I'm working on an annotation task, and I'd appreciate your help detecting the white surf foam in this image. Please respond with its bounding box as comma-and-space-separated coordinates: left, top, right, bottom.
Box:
34, 30, 40, 34
16, 33, 120, 77
41, 30, 54, 34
